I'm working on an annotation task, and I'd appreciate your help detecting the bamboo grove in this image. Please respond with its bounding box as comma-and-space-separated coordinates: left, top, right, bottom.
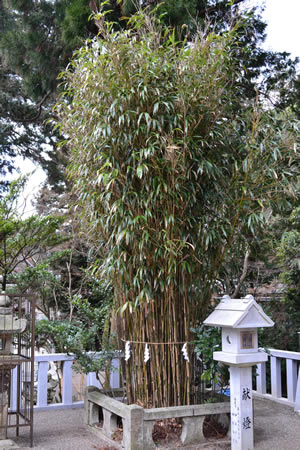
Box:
56, 10, 299, 407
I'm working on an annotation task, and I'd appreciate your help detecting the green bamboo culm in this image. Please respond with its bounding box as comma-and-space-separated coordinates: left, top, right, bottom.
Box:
55, 7, 299, 407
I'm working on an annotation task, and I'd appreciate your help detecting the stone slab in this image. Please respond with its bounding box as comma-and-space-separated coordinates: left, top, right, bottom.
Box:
0, 316, 26, 333
193, 402, 230, 416
143, 403, 230, 420
88, 390, 128, 418
213, 350, 268, 366
144, 405, 194, 420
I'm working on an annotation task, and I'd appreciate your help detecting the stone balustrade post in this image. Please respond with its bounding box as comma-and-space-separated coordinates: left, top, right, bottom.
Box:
256, 362, 267, 394
36, 361, 48, 408
295, 365, 300, 414
142, 421, 156, 450
103, 408, 118, 438
84, 386, 100, 425
10, 367, 18, 412
271, 356, 282, 398
123, 404, 144, 450
181, 416, 206, 446
286, 359, 298, 403
62, 360, 73, 405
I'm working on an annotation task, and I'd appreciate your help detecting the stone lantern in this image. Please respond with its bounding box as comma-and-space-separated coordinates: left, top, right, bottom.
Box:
0, 292, 27, 439
204, 295, 274, 450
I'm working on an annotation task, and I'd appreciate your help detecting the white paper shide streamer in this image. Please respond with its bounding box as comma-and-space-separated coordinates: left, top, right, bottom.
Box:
144, 343, 150, 363
126, 340, 189, 364
181, 343, 189, 363
125, 341, 131, 361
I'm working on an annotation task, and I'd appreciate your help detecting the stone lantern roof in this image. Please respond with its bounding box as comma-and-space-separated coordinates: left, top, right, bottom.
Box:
203, 295, 274, 329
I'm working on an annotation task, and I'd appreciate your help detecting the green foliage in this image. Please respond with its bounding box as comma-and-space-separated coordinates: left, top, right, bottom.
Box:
0, 0, 100, 187
192, 324, 221, 385
1, 0, 298, 192
69, 296, 115, 375
58, 10, 298, 314
35, 318, 78, 353
259, 294, 300, 352
279, 206, 300, 277
258, 198, 300, 351
35, 295, 116, 379
60, 0, 99, 49
192, 324, 229, 390
279, 204, 300, 292
6, 180, 114, 320
120, 0, 198, 29
83, 272, 113, 307
11, 260, 67, 315
12, 246, 114, 318
0, 178, 66, 291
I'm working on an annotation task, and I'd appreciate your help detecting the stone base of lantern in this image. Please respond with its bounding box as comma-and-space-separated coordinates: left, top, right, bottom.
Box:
0, 392, 8, 440
213, 350, 268, 367
0, 293, 34, 447
0, 363, 24, 441
229, 366, 254, 450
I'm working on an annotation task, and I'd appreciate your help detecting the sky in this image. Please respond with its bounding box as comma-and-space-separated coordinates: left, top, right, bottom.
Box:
10, 156, 47, 217
11, 0, 300, 215
258, 0, 300, 59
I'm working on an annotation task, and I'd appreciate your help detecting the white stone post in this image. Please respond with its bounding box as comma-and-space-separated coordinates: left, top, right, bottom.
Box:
230, 366, 254, 450
36, 361, 48, 408
62, 360, 73, 405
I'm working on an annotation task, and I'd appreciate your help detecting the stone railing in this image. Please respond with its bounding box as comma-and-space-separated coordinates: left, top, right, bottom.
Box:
10, 352, 121, 412
254, 348, 300, 413
10, 348, 299, 415
85, 386, 230, 450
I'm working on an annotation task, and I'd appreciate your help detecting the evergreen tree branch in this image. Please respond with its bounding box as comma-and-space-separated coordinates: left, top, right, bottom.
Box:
198, 0, 247, 17
20, 91, 52, 123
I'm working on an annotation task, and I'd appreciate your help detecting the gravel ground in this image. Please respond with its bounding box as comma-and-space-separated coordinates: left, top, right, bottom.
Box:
7, 408, 115, 450
1, 398, 299, 449
253, 398, 300, 450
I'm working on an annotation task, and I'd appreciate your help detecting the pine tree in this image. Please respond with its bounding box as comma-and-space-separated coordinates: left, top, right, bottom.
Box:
0, 0, 298, 193
0, 0, 101, 190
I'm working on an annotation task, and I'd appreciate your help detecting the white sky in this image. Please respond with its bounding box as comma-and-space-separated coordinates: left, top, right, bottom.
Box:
7, 157, 47, 217
10, 0, 300, 215
259, 0, 300, 58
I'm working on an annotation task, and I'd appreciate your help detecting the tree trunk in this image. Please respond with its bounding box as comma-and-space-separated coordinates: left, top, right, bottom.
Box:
1, 273, 6, 292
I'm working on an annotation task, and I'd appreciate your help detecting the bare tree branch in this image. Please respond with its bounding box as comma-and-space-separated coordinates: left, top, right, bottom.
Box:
232, 247, 250, 298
